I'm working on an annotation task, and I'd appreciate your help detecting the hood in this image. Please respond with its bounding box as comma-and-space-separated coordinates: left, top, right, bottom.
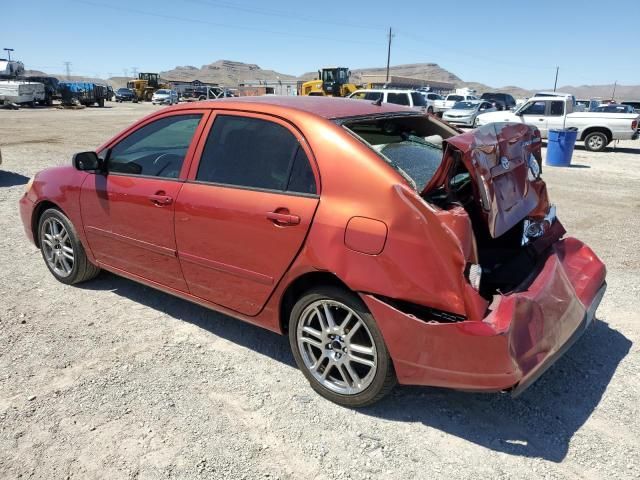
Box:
423, 122, 543, 238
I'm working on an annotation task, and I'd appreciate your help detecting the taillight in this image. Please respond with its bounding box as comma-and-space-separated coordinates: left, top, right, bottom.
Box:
632, 120, 638, 130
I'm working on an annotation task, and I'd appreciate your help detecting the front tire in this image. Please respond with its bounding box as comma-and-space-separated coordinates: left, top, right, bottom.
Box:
38, 208, 100, 285
584, 131, 609, 152
289, 286, 396, 407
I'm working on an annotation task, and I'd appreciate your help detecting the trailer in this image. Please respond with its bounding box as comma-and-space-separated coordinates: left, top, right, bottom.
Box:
58, 82, 108, 107
0, 80, 45, 106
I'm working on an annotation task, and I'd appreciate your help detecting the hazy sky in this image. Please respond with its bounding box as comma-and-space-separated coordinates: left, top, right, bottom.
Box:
3, 0, 638, 89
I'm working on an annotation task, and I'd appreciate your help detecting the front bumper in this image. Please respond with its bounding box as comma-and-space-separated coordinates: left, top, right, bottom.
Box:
443, 117, 473, 126
363, 237, 606, 393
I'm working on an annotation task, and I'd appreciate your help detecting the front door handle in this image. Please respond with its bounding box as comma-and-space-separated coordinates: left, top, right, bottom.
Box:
267, 211, 300, 225
149, 194, 173, 206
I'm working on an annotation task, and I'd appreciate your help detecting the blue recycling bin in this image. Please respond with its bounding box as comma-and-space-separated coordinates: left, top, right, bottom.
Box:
546, 128, 578, 167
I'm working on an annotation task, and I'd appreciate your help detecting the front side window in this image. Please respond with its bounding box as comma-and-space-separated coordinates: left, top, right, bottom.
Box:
387, 93, 410, 106
196, 115, 316, 194
521, 101, 546, 116
107, 114, 202, 178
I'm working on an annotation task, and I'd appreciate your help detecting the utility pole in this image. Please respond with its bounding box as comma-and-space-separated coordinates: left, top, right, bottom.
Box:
553, 66, 559, 92
131, 67, 138, 79
611, 80, 617, 101
123, 68, 128, 78
386, 27, 393, 83
3, 48, 14, 60
64, 61, 72, 80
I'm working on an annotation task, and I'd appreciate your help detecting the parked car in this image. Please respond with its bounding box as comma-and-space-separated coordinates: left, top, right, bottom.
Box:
593, 104, 636, 114
442, 100, 496, 127
433, 93, 479, 114
348, 89, 432, 112
480, 92, 516, 110
115, 88, 137, 102
621, 101, 640, 113
152, 89, 178, 105
476, 95, 640, 151
19, 97, 607, 407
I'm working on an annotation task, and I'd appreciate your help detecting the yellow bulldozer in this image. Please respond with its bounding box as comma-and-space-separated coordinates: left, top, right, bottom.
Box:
300, 67, 360, 97
127, 72, 171, 102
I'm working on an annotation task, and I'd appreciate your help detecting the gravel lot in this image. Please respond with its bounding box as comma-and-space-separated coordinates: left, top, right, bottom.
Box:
1, 102, 638, 479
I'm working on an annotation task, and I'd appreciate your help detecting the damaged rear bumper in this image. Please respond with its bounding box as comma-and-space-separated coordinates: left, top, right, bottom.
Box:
361, 237, 607, 393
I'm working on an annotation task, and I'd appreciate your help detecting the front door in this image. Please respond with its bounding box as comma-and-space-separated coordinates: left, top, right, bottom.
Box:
174, 112, 320, 316
80, 111, 207, 291
519, 100, 549, 136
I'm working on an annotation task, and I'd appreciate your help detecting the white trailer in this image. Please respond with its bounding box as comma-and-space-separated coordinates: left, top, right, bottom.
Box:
0, 80, 45, 105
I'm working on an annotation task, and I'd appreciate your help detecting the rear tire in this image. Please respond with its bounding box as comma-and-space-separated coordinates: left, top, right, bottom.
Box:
289, 286, 396, 407
38, 208, 100, 285
584, 131, 609, 152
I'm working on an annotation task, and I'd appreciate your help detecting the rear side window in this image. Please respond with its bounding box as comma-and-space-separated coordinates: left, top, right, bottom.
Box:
196, 115, 316, 194
549, 101, 564, 116
107, 114, 202, 178
387, 93, 410, 106
411, 92, 427, 107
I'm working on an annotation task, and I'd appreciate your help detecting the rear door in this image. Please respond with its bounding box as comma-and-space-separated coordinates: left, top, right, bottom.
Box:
174, 112, 320, 316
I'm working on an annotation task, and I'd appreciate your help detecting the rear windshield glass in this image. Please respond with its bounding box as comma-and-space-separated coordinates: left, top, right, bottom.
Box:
447, 95, 463, 102
342, 115, 452, 190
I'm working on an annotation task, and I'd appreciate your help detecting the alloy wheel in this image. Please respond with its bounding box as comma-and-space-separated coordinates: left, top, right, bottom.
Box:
588, 135, 604, 150
41, 217, 74, 277
296, 299, 377, 395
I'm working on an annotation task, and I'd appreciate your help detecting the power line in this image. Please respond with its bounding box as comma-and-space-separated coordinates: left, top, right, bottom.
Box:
186, 0, 385, 31
72, 0, 386, 48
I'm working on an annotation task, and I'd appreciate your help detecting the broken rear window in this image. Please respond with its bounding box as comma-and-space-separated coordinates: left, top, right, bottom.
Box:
341, 115, 455, 190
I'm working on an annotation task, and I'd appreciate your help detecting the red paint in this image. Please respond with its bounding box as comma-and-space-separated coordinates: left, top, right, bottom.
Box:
19, 97, 606, 394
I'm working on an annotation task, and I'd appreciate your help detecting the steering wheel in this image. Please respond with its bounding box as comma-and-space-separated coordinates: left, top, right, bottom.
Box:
152, 153, 182, 178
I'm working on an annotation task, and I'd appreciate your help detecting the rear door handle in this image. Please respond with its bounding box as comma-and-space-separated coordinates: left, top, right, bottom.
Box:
149, 194, 173, 206
267, 211, 300, 225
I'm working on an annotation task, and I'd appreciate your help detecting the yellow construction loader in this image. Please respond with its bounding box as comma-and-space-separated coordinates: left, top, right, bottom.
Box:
127, 73, 171, 102
300, 67, 360, 97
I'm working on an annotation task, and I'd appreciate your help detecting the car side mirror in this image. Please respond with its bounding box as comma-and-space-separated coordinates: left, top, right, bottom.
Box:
72, 151, 103, 171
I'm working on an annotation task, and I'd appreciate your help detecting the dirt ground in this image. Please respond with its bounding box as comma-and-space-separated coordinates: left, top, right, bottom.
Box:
0, 102, 638, 480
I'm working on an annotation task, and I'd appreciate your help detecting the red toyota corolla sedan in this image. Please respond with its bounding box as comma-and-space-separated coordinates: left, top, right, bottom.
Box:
19, 97, 606, 406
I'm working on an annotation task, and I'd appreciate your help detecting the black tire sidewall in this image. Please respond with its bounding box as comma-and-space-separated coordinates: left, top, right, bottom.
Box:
288, 286, 395, 407
38, 209, 85, 285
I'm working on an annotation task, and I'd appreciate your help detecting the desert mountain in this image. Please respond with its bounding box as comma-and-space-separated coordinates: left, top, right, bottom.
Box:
23, 60, 640, 100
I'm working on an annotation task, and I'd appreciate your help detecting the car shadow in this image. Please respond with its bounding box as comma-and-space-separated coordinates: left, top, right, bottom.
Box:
79, 272, 296, 368
0, 171, 30, 187
361, 318, 630, 462
79, 273, 630, 462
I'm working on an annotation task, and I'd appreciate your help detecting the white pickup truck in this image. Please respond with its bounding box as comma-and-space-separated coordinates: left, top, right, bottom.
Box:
433, 93, 478, 115
476, 95, 639, 151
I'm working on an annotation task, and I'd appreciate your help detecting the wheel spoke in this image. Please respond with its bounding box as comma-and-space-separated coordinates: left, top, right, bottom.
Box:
345, 361, 361, 386
302, 325, 323, 340
322, 303, 337, 329
345, 320, 362, 340
301, 336, 323, 349
61, 256, 72, 273
349, 343, 374, 356
349, 354, 375, 368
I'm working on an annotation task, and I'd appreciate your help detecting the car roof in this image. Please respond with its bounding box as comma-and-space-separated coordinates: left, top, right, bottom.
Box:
167, 96, 412, 119
352, 89, 416, 94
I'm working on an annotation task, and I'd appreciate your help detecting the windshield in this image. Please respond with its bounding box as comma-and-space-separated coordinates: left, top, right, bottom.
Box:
342, 115, 454, 190
447, 95, 463, 102
155, 90, 169, 94
452, 101, 477, 110
117, 88, 130, 93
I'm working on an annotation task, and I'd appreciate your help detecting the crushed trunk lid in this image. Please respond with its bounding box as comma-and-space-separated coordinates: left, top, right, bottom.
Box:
423, 122, 543, 238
